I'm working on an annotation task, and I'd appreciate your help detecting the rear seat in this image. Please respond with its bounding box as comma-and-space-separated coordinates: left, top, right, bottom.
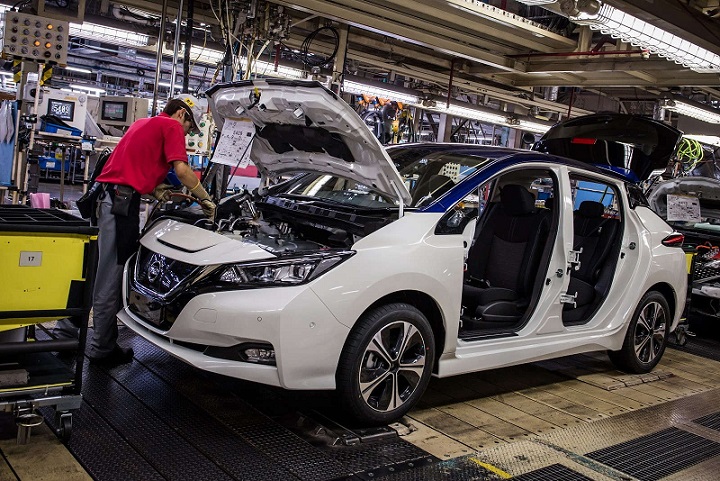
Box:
563, 200, 620, 324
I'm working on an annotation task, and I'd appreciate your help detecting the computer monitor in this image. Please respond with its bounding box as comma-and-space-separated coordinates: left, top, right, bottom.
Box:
101, 100, 128, 123
47, 99, 75, 121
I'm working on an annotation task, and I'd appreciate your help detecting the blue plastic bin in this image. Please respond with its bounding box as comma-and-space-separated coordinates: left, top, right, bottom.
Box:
40, 121, 82, 137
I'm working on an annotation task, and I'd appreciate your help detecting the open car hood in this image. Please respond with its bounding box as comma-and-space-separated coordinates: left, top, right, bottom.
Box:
206, 79, 411, 205
533, 113, 682, 182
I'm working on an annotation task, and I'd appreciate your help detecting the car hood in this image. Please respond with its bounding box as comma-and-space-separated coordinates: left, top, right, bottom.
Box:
533, 113, 682, 182
206, 79, 411, 205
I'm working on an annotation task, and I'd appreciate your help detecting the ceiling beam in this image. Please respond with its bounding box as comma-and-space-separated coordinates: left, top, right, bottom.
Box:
272, 0, 523, 71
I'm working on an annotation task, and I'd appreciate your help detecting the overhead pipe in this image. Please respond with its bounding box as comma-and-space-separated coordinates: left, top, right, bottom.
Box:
182, 0, 194, 93
507, 49, 646, 58
151, 0, 168, 116
169, 0, 184, 99
446, 58, 458, 109
111, 5, 158, 26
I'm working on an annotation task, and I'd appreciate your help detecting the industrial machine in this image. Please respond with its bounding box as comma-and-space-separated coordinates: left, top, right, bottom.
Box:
96, 96, 148, 131
35, 87, 87, 133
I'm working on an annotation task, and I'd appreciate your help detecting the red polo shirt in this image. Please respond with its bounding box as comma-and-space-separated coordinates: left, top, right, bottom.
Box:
97, 113, 187, 194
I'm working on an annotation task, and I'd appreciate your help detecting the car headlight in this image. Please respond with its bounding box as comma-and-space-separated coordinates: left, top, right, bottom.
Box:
215, 250, 355, 288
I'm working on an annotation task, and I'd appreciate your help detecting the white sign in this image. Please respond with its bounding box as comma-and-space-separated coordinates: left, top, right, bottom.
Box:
212, 118, 255, 168
666, 194, 701, 223
19, 251, 42, 267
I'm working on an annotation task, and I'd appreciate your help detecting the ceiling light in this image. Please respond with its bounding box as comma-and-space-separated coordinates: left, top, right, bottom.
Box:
343, 80, 420, 105
515, 0, 558, 5
661, 97, 720, 124
249, 59, 306, 80
70, 83, 106, 95
65, 66, 92, 74
683, 135, 720, 147
568, 3, 720, 72
157, 81, 183, 89
427, 102, 508, 125
69, 22, 150, 47
510, 118, 553, 134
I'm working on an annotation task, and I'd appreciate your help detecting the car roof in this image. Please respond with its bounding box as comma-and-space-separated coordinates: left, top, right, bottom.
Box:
385, 142, 634, 184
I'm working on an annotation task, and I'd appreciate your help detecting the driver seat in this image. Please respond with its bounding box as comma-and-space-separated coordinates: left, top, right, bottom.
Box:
462, 184, 551, 325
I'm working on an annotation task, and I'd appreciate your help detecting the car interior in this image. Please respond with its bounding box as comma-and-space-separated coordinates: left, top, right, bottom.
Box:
458, 169, 558, 340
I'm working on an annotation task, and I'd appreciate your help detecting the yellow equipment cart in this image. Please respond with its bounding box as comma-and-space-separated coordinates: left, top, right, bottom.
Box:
0, 205, 97, 442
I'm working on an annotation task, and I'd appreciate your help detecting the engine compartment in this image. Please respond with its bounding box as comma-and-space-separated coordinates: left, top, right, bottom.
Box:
147, 190, 395, 255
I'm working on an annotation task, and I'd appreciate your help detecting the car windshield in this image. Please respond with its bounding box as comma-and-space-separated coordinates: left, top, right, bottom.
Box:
279, 174, 397, 208
271, 149, 494, 209
389, 148, 494, 207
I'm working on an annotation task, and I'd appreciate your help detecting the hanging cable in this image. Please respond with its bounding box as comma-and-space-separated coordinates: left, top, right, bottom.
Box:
283, 25, 340, 68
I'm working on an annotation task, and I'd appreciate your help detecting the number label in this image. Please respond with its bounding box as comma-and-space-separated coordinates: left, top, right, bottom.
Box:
19, 251, 42, 267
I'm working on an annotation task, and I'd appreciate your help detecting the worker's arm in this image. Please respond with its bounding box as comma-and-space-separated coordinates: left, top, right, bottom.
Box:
172, 160, 216, 219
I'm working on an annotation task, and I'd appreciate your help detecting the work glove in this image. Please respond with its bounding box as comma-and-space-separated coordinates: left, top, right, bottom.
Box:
189, 180, 216, 220
198, 198, 216, 219
152, 183, 173, 202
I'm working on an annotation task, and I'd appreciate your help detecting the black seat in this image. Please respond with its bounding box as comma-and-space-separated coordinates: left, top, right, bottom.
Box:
563, 201, 620, 324
462, 184, 551, 325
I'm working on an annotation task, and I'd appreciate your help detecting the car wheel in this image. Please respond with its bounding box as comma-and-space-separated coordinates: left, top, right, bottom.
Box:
336, 303, 435, 425
609, 291, 670, 374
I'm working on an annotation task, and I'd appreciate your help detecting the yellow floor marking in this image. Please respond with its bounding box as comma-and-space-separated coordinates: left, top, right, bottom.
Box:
468, 457, 512, 478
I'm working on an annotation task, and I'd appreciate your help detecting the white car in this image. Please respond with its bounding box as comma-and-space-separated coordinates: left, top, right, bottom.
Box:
119, 81, 687, 424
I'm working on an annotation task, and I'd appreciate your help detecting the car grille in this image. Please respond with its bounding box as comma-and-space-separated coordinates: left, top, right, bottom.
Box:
134, 247, 200, 296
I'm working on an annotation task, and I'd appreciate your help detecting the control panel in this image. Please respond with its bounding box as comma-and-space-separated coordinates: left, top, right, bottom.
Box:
186, 113, 213, 155
2, 12, 69, 64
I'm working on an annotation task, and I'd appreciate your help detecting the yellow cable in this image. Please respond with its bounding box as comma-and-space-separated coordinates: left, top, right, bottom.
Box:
468, 457, 512, 478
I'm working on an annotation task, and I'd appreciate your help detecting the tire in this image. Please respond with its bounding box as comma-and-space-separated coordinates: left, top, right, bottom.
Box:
609, 291, 670, 374
336, 303, 435, 425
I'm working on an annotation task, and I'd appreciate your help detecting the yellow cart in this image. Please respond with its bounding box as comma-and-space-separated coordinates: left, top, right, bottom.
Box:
0, 205, 97, 442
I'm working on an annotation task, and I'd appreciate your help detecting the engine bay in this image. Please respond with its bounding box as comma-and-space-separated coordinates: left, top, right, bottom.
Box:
146, 189, 395, 256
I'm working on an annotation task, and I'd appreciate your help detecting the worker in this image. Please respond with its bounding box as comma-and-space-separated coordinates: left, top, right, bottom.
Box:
55, 95, 215, 367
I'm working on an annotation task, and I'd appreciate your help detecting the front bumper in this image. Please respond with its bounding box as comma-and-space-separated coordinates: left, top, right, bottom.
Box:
120, 260, 350, 390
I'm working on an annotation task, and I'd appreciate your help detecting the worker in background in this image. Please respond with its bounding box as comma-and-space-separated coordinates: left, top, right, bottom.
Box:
55, 95, 215, 367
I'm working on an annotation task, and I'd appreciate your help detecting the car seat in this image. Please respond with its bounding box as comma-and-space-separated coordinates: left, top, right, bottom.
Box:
462, 184, 551, 325
563, 200, 620, 324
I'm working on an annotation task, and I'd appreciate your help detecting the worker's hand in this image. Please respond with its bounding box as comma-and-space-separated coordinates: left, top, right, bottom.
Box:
199, 198, 216, 219
152, 184, 174, 202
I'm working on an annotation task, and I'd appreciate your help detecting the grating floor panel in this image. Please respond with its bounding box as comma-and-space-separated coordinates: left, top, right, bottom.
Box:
586, 427, 720, 481
510, 464, 594, 481
693, 411, 720, 431
670, 337, 720, 362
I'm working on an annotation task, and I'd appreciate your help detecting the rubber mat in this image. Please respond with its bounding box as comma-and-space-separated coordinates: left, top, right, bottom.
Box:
509, 464, 594, 481
586, 427, 720, 481
693, 411, 720, 431
41, 327, 436, 481
669, 336, 720, 362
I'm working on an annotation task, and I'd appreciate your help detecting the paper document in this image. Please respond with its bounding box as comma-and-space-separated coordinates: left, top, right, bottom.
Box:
666, 194, 701, 223
212, 118, 255, 168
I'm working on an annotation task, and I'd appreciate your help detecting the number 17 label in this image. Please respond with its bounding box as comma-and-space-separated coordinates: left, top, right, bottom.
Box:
19, 251, 42, 267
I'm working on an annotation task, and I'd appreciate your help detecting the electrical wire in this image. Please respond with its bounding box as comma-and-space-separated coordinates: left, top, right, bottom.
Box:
283, 26, 340, 68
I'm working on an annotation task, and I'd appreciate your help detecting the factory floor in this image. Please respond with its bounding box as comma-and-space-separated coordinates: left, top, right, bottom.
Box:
4, 182, 720, 480
0, 318, 719, 481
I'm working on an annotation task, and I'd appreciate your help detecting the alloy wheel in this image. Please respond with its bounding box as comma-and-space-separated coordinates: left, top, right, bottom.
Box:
633, 301, 667, 364
358, 320, 427, 413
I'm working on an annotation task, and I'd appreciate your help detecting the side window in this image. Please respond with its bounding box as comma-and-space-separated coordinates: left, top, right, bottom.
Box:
570, 175, 621, 220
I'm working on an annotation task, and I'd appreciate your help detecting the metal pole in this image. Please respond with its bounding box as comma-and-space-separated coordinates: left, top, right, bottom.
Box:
169, 0, 184, 99
182, 0, 194, 93
151, 0, 169, 116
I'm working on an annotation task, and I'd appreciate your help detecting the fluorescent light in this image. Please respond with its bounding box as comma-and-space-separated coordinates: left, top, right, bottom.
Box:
65, 66, 92, 74
157, 81, 183, 89
248, 59, 306, 80
515, 0, 557, 4
343, 80, 420, 104
190, 47, 225, 64
684, 135, 720, 147
570, 3, 720, 72
70, 84, 106, 95
662, 98, 720, 124
69, 22, 150, 47
511, 119, 552, 134
427, 102, 508, 124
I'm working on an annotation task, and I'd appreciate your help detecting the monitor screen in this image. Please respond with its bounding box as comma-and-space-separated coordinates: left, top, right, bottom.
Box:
47, 99, 75, 121
101, 101, 128, 122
